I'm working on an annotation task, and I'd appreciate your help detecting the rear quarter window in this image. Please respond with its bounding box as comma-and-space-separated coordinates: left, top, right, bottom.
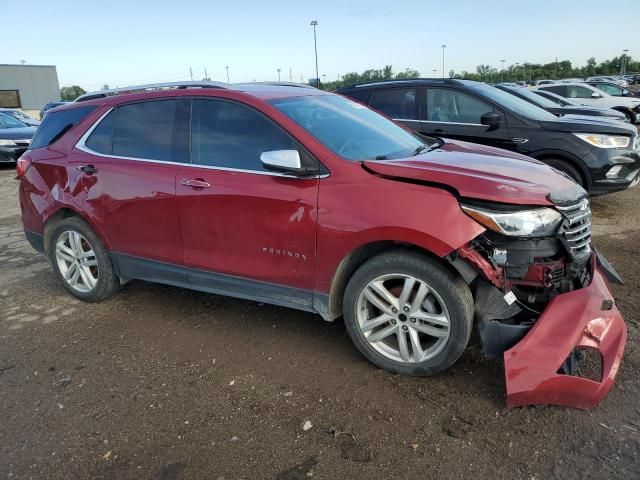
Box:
30, 106, 96, 150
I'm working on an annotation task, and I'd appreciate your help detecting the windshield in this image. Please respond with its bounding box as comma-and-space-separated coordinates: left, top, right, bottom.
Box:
270, 95, 426, 161
504, 87, 558, 109
0, 112, 27, 129
469, 84, 557, 121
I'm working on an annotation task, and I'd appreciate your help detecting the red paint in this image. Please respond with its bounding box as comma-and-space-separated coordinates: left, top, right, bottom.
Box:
504, 268, 627, 409
457, 245, 504, 289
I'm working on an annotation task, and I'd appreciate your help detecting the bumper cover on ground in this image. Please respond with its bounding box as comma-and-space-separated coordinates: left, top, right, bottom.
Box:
504, 267, 627, 409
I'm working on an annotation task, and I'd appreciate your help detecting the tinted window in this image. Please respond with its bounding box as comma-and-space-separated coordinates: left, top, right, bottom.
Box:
344, 90, 371, 103
369, 89, 417, 119
30, 106, 96, 150
426, 89, 493, 123
112, 100, 176, 161
594, 83, 622, 96
85, 110, 115, 154
469, 84, 557, 121
540, 85, 566, 96
191, 99, 296, 171
271, 95, 425, 161
566, 86, 594, 99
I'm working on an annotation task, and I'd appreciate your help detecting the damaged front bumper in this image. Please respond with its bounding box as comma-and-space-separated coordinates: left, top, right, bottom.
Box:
504, 265, 626, 409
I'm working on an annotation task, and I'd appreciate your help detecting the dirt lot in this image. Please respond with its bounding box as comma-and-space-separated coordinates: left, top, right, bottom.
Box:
1, 165, 639, 480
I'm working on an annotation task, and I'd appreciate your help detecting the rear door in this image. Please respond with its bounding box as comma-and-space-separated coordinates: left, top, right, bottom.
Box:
173, 98, 320, 307
75, 99, 187, 283
419, 87, 512, 149
565, 85, 604, 107
368, 88, 421, 132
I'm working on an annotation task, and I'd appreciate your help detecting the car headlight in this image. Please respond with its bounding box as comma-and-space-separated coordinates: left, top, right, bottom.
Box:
573, 133, 631, 149
0, 139, 18, 146
461, 205, 563, 237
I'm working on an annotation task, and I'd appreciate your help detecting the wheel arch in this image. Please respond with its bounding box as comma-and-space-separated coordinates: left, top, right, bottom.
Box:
42, 207, 112, 257
530, 150, 591, 188
610, 106, 636, 122
323, 240, 460, 322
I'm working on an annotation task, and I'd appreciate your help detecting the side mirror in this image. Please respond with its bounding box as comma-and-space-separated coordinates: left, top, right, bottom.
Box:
260, 150, 316, 177
591, 92, 602, 98
480, 112, 504, 131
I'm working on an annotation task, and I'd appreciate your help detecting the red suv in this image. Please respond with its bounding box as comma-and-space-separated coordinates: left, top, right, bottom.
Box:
18, 82, 627, 409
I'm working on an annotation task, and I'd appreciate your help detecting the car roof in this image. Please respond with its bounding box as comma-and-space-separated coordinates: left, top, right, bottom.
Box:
336, 78, 474, 91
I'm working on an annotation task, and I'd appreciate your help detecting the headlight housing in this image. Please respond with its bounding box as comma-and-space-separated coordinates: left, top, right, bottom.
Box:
573, 133, 630, 149
461, 205, 563, 237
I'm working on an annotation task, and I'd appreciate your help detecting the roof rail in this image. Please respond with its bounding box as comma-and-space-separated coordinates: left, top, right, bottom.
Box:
74, 80, 230, 102
236, 81, 316, 89
350, 78, 464, 88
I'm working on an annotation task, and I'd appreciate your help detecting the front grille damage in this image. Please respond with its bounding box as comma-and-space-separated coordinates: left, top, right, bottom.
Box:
449, 198, 593, 358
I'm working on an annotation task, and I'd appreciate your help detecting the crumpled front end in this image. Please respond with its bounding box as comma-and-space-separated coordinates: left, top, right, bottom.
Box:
504, 265, 626, 409
449, 196, 627, 409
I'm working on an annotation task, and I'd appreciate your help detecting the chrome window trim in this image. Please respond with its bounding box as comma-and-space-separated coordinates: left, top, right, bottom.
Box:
393, 118, 421, 123
419, 120, 485, 126
75, 107, 328, 179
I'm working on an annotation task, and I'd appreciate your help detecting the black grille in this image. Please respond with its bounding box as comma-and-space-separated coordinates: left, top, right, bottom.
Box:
556, 199, 592, 260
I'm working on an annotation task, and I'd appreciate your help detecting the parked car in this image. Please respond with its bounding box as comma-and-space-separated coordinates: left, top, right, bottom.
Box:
586, 76, 629, 87
17, 81, 627, 409
39, 101, 69, 120
535, 83, 640, 123
531, 89, 628, 121
0, 112, 36, 163
0, 108, 40, 126
558, 78, 584, 83
585, 81, 640, 98
337, 79, 640, 194
496, 84, 627, 122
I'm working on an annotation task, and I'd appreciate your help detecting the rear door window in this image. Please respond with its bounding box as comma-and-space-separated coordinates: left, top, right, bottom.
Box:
425, 89, 493, 124
566, 86, 596, 99
369, 89, 417, 119
540, 85, 567, 96
30, 106, 96, 149
111, 100, 177, 161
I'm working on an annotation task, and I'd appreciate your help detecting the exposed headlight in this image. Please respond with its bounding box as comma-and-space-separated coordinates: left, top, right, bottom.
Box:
461, 205, 563, 237
0, 139, 18, 146
573, 133, 630, 149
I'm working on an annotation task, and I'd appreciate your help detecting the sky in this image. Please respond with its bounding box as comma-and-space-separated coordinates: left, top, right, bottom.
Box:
2, 0, 636, 91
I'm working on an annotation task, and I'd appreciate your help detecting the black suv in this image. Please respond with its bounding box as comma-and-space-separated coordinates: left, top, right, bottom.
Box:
336, 79, 640, 195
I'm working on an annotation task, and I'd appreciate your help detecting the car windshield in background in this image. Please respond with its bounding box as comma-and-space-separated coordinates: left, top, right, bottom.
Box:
470, 84, 557, 121
0, 112, 27, 129
270, 95, 425, 161
505, 87, 558, 109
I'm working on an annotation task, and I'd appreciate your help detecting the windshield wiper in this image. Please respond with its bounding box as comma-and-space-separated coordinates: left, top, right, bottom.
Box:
411, 144, 429, 156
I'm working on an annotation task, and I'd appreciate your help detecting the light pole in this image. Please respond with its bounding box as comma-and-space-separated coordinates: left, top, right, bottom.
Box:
277, 68, 281, 82
289, 67, 292, 82
225, 66, 229, 83
441, 44, 446, 78
622, 49, 629, 75
322, 74, 326, 85
310, 20, 319, 87
515, 63, 520, 82
432, 69, 437, 77
500, 59, 505, 82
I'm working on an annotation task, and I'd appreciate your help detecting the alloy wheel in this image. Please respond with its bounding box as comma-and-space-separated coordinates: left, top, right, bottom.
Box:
355, 273, 451, 363
55, 230, 99, 293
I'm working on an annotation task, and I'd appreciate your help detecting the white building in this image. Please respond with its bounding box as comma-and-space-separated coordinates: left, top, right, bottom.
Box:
0, 64, 60, 117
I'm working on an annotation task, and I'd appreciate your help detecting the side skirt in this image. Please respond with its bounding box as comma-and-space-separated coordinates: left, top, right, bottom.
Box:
112, 253, 330, 318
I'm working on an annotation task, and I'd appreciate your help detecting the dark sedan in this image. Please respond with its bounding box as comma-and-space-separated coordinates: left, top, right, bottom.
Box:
0, 113, 36, 163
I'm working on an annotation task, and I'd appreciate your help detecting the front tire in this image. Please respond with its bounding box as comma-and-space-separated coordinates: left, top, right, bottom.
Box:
48, 217, 120, 302
343, 251, 473, 376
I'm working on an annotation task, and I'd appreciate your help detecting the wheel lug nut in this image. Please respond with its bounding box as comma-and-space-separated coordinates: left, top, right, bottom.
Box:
391, 307, 398, 313
410, 318, 416, 323
402, 325, 408, 331
391, 319, 396, 325
403, 306, 409, 312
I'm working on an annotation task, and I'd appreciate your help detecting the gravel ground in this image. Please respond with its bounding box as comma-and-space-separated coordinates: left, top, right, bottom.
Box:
0, 165, 639, 480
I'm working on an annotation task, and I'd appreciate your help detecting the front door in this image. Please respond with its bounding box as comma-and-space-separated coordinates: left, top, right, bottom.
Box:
419, 87, 513, 150
174, 98, 319, 308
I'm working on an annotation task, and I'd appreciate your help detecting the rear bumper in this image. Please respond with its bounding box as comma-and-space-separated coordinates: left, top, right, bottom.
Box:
504, 267, 627, 409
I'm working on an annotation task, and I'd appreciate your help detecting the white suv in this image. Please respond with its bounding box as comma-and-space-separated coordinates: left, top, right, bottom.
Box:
535, 83, 640, 123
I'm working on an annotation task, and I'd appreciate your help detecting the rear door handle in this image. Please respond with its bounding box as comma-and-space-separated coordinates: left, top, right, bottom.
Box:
181, 178, 211, 189
78, 164, 97, 174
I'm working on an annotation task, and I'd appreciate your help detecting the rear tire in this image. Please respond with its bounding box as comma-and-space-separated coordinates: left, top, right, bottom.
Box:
48, 217, 120, 302
342, 251, 473, 376
540, 158, 584, 187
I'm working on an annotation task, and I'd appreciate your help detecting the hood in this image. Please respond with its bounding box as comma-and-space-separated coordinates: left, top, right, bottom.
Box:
552, 106, 627, 120
559, 113, 628, 125
0, 126, 37, 140
363, 139, 585, 206
539, 115, 637, 135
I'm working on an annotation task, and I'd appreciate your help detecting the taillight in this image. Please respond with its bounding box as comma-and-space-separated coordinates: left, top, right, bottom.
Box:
16, 155, 33, 179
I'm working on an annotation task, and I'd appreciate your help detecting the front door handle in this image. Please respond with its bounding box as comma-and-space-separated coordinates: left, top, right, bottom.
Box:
181, 178, 211, 189
78, 164, 97, 174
